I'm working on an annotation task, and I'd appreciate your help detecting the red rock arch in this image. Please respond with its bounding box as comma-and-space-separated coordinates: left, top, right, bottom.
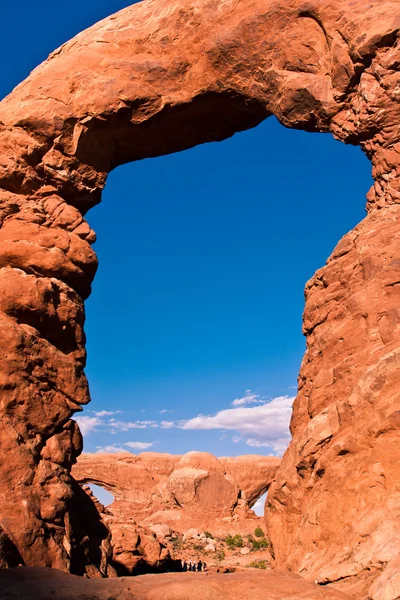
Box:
0, 0, 399, 592
72, 451, 281, 528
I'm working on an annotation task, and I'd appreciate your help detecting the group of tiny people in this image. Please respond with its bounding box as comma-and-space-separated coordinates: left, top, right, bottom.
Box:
180, 559, 207, 572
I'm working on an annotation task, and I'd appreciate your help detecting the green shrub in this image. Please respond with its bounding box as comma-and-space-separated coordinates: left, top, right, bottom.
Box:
254, 527, 265, 538
251, 538, 269, 550
225, 534, 244, 548
247, 559, 267, 569
204, 531, 214, 539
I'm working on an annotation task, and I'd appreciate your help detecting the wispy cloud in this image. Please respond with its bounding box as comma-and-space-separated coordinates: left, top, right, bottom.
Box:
95, 441, 156, 453
96, 445, 126, 454
180, 395, 294, 455
124, 441, 155, 450
75, 415, 160, 436
94, 410, 122, 417
231, 390, 264, 407
108, 419, 157, 432
75, 416, 103, 436
245, 437, 289, 455
75, 391, 293, 457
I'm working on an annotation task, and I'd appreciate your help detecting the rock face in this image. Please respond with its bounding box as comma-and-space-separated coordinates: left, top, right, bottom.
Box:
81, 486, 170, 576
73, 451, 280, 536
0, 567, 351, 600
0, 0, 399, 596
267, 206, 400, 588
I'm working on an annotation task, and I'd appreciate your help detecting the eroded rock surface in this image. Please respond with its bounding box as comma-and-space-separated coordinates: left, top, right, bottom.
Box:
73, 452, 280, 536
267, 204, 400, 591
82, 486, 170, 576
0, 0, 399, 597
0, 567, 351, 600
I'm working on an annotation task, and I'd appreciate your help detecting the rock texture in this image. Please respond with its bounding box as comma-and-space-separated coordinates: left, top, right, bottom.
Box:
73, 452, 280, 536
267, 206, 400, 590
0, 567, 350, 600
81, 486, 170, 576
0, 0, 399, 597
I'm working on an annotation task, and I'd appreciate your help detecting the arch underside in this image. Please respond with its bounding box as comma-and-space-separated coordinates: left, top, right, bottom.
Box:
0, 0, 399, 594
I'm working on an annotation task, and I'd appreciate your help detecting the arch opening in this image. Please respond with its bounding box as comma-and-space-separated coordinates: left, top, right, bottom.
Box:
79, 116, 371, 460
87, 484, 115, 508
251, 492, 268, 517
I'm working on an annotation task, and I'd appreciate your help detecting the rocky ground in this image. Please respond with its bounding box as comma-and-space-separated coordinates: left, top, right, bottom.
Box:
0, 568, 350, 600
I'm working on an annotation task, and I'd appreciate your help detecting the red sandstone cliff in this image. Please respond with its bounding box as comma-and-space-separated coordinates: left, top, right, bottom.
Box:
0, 0, 399, 597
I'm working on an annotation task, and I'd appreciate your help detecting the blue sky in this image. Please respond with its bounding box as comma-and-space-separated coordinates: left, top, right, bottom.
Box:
2, 3, 372, 463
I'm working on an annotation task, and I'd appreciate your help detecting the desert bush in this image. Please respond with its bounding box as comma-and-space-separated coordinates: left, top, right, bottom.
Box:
251, 538, 269, 550
254, 526, 265, 538
204, 531, 214, 539
247, 559, 267, 569
225, 534, 244, 548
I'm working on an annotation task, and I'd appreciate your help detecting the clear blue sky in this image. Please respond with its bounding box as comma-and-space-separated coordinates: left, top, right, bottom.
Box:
2, 2, 372, 461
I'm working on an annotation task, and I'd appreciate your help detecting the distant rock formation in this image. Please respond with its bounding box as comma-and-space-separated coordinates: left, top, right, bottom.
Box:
73, 451, 280, 537
0, 0, 399, 597
82, 486, 170, 576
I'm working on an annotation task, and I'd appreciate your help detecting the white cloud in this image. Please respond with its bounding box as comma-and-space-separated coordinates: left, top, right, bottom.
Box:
231, 390, 264, 407
246, 437, 289, 455
75, 416, 102, 436
94, 410, 122, 417
75, 411, 164, 439
107, 419, 150, 432
245, 438, 270, 447
124, 441, 155, 450
180, 395, 294, 455
75, 392, 293, 457
96, 445, 126, 454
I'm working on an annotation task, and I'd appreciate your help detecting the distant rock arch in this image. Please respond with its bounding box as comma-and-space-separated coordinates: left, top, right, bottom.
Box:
0, 0, 399, 595
72, 451, 281, 533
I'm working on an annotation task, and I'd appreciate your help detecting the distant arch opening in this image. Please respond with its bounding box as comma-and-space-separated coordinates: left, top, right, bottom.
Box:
87, 484, 114, 507
252, 492, 268, 517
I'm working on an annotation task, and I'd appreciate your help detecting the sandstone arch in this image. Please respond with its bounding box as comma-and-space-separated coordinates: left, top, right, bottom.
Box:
72, 451, 281, 534
0, 0, 399, 594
